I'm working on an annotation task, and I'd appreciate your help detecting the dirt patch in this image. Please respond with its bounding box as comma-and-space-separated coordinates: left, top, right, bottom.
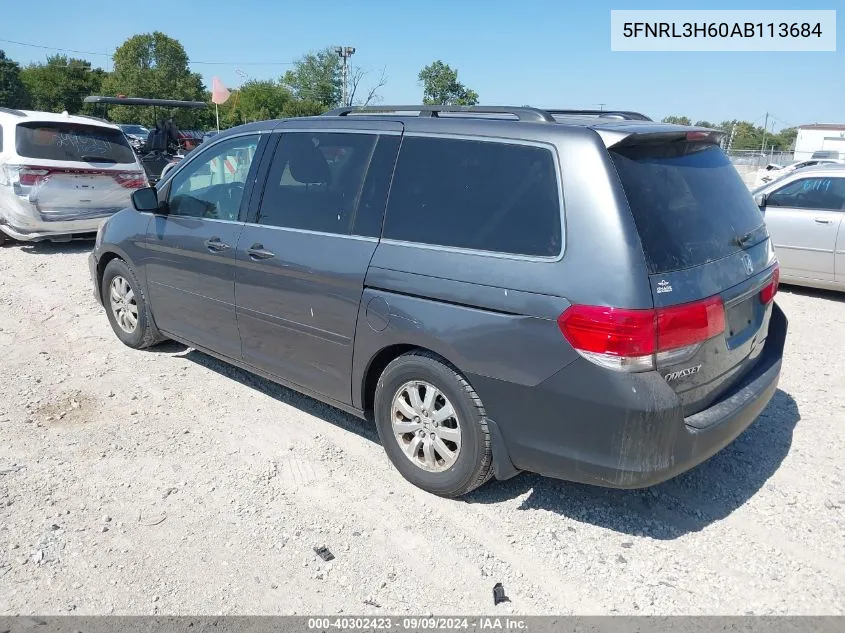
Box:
34, 390, 97, 425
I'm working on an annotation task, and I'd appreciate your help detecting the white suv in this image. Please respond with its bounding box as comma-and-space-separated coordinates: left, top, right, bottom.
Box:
0, 108, 147, 244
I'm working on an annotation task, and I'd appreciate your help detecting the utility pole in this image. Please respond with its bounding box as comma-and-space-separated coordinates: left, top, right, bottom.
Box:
760, 112, 769, 154
335, 46, 356, 106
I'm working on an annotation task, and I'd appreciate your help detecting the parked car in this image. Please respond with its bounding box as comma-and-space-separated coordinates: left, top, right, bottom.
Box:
118, 123, 150, 150
753, 164, 845, 292
811, 150, 842, 160
0, 108, 147, 245
89, 105, 786, 497
753, 158, 844, 188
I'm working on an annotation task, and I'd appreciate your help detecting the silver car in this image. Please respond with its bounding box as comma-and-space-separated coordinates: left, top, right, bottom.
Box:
0, 108, 147, 244
754, 164, 845, 291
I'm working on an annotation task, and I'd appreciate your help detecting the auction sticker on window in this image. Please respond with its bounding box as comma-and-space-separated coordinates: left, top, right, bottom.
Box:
611, 10, 836, 51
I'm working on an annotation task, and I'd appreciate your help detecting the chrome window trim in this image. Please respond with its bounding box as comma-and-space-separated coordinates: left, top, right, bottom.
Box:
243, 221, 379, 243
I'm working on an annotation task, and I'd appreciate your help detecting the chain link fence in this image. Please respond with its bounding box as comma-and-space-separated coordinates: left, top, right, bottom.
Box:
726, 149, 795, 188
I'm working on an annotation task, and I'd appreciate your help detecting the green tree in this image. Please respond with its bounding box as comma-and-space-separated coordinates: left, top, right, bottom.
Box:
0, 50, 29, 109
215, 79, 327, 130
773, 127, 798, 151
281, 97, 328, 118
418, 60, 478, 105
661, 115, 691, 125
694, 120, 718, 129
282, 47, 342, 109
220, 79, 287, 126
721, 120, 764, 151
101, 32, 207, 128
20, 55, 105, 114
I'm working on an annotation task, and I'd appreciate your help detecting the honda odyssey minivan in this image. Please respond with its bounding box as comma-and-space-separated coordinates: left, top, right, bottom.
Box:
89, 106, 787, 497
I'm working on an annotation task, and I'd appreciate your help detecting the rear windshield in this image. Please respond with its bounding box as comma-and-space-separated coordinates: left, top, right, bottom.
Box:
611, 143, 764, 274
15, 122, 136, 164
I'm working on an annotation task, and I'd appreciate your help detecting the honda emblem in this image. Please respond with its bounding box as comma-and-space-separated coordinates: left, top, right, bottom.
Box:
741, 254, 754, 275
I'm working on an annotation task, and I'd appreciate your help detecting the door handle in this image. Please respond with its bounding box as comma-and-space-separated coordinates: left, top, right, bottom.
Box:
814, 218, 832, 224
205, 237, 231, 252
246, 243, 275, 260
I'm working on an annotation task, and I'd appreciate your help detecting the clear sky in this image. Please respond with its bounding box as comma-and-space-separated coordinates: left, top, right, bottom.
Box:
2, 0, 841, 130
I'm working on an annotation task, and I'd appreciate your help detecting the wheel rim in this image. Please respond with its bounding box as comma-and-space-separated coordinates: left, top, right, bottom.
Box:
391, 380, 461, 473
108, 275, 139, 334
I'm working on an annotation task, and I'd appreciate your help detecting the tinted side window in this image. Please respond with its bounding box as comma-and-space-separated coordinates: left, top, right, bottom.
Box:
168, 135, 260, 220
767, 177, 845, 211
383, 137, 561, 257
257, 132, 379, 235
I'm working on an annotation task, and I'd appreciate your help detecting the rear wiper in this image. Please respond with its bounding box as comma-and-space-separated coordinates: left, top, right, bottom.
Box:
80, 155, 116, 163
733, 231, 755, 248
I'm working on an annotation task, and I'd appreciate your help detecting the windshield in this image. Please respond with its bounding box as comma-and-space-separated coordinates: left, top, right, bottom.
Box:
16, 122, 137, 164
611, 143, 765, 274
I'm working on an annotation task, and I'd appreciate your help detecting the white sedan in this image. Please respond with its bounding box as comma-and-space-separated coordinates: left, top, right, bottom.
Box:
754, 164, 845, 291
753, 158, 845, 188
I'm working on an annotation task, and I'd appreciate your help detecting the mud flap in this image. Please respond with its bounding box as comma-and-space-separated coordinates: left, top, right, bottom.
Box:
487, 418, 521, 481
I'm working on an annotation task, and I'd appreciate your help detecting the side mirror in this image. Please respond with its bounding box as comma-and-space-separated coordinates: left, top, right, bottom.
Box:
754, 193, 768, 208
131, 187, 164, 213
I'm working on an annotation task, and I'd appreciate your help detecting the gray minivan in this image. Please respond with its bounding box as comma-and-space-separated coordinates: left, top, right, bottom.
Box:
89, 106, 787, 497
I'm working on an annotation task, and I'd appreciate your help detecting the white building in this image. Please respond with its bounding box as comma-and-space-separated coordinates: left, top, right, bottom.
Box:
793, 124, 845, 161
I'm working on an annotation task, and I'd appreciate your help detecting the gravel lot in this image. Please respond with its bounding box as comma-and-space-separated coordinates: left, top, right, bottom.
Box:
0, 240, 843, 616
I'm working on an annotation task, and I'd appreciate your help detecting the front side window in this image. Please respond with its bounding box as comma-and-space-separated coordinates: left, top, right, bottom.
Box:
382, 137, 562, 257
257, 132, 380, 235
168, 135, 259, 220
767, 177, 845, 211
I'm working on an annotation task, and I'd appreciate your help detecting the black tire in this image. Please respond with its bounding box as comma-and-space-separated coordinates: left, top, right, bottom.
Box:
101, 258, 165, 349
0, 230, 10, 246
374, 350, 493, 498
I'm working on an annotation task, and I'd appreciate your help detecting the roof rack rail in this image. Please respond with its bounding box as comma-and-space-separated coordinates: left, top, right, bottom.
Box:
0, 107, 27, 117
546, 109, 652, 122
324, 105, 557, 123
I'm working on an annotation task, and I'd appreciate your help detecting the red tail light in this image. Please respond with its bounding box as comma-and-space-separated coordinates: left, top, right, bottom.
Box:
11, 165, 145, 189
558, 295, 726, 372
18, 167, 50, 186
759, 265, 780, 304
113, 171, 147, 189
656, 296, 725, 351
556, 306, 657, 357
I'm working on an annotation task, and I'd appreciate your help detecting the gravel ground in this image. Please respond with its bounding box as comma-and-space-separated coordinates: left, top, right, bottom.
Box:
0, 240, 843, 616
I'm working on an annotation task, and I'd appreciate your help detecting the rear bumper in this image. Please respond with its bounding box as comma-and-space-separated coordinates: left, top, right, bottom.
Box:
1, 193, 119, 241
474, 302, 788, 488
0, 205, 106, 241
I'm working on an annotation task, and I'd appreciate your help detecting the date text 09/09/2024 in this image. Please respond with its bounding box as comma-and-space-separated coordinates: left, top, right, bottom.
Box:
622, 22, 823, 38
306, 617, 527, 630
